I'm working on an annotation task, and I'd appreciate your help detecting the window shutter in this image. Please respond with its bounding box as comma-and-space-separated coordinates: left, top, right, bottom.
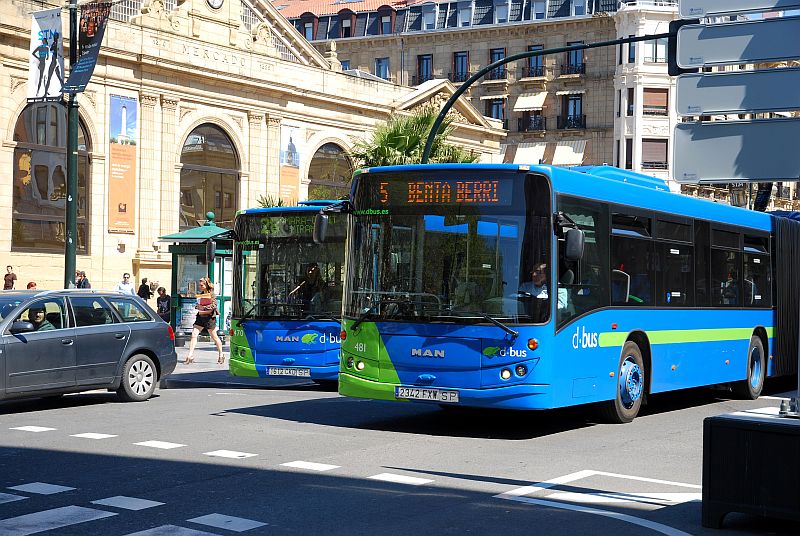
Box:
642, 139, 667, 162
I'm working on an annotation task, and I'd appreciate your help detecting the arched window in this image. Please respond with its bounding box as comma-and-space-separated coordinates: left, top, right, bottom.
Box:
179, 124, 239, 229
306, 143, 353, 200
12, 103, 90, 253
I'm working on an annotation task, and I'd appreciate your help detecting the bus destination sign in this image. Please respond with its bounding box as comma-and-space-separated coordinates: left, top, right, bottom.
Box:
377, 178, 514, 207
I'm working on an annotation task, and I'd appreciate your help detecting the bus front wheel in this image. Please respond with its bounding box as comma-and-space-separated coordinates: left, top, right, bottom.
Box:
600, 342, 645, 424
732, 335, 766, 400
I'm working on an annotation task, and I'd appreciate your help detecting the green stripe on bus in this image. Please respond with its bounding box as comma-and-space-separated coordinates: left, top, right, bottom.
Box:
599, 326, 774, 348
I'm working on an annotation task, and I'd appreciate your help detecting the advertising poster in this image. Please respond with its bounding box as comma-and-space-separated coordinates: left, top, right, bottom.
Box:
108, 95, 137, 233
28, 8, 64, 102
64, 1, 112, 93
279, 125, 301, 204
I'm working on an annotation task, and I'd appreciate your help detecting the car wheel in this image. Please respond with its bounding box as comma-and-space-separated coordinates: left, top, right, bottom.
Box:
599, 341, 645, 424
117, 354, 157, 402
732, 335, 766, 400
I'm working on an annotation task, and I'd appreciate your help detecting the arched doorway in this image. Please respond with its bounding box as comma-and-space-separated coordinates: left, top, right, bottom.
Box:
179, 124, 239, 229
12, 102, 91, 252
306, 143, 353, 200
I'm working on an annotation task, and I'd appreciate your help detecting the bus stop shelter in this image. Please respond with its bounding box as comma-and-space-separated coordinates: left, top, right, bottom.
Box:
159, 212, 233, 344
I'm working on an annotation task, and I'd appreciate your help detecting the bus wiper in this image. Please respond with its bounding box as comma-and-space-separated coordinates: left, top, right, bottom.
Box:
449, 310, 519, 340
305, 313, 340, 322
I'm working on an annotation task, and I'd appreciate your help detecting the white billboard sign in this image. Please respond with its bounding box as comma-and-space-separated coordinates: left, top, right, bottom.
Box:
680, 0, 800, 18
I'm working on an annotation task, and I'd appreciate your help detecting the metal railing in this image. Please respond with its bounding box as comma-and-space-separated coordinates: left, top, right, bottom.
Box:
557, 114, 586, 129
412, 73, 434, 85
560, 63, 586, 75
643, 108, 668, 116
518, 116, 546, 132
642, 161, 669, 170
485, 67, 508, 81
449, 71, 472, 83
520, 65, 545, 78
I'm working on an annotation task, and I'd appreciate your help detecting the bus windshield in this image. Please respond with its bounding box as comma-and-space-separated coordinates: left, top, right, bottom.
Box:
344, 169, 552, 324
234, 212, 346, 320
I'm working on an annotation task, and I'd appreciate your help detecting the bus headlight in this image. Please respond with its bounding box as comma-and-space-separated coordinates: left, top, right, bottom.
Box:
356, 361, 365, 371
500, 368, 512, 380
346, 357, 354, 368
515, 365, 527, 377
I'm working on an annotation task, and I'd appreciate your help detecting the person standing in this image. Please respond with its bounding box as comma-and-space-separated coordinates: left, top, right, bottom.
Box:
114, 273, 135, 295
156, 286, 171, 323
137, 277, 153, 301
184, 277, 224, 365
4, 266, 17, 290
76, 271, 91, 288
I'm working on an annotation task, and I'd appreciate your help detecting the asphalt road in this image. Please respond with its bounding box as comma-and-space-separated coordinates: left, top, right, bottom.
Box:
0, 376, 797, 535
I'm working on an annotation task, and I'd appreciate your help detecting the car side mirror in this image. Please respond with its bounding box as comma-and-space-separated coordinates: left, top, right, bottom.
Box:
565, 228, 585, 262
313, 213, 328, 244
10, 321, 35, 334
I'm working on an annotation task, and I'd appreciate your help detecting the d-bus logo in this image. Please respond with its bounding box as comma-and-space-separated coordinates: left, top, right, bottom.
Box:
319, 333, 342, 344
301, 333, 319, 344
483, 346, 528, 358
572, 326, 599, 349
411, 348, 445, 358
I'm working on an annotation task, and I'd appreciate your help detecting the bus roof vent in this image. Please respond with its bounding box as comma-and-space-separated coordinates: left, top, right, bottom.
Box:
570, 166, 669, 192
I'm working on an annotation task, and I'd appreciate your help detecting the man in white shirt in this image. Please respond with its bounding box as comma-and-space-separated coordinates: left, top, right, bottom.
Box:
519, 264, 548, 298
114, 272, 136, 295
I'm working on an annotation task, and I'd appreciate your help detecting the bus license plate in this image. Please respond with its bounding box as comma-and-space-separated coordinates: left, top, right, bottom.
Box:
267, 367, 311, 377
395, 387, 459, 403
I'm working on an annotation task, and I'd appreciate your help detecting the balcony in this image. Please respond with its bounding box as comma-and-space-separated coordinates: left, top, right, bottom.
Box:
412, 73, 434, 85
520, 65, 545, 78
485, 67, 508, 81
557, 115, 586, 129
560, 63, 586, 76
449, 71, 472, 83
518, 116, 546, 132
643, 107, 668, 117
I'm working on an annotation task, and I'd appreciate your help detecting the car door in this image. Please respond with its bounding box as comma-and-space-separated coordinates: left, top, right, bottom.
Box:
69, 296, 131, 386
3, 298, 76, 393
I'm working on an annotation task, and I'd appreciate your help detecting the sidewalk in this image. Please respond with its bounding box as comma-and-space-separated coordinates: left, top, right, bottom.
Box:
160, 343, 317, 390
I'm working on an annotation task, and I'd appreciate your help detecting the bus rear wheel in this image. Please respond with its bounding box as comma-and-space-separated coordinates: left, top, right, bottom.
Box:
732, 335, 765, 400
600, 341, 645, 424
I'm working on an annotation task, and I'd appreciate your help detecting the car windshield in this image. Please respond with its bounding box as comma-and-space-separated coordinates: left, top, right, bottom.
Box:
0, 296, 26, 321
233, 211, 346, 320
343, 169, 552, 324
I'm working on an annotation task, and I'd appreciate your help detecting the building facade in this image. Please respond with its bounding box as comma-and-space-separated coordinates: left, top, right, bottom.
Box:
1, 0, 503, 291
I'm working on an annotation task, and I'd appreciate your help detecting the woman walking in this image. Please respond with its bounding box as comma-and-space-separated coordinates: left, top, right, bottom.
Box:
184, 277, 225, 365
137, 277, 153, 301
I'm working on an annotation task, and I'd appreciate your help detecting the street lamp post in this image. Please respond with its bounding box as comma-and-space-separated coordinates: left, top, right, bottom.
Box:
64, 0, 79, 288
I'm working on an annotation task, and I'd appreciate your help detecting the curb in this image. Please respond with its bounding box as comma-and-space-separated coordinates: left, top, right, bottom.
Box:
160, 376, 317, 390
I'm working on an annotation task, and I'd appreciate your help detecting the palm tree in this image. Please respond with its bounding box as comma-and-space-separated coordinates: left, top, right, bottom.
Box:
349, 105, 477, 167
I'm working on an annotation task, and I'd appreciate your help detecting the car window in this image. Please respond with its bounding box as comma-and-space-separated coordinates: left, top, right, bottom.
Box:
70, 297, 117, 327
15, 299, 67, 331
0, 298, 24, 321
107, 298, 153, 322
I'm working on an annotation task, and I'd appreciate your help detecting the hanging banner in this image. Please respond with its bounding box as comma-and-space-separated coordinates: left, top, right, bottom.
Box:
28, 8, 64, 102
64, 1, 112, 93
108, 95, 137, 234
279, 125, 301, 204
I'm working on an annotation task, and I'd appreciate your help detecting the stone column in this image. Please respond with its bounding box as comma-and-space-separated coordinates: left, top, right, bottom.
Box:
265, 115, 282, 199
138, 93, 159, 253
160, 96, 178, 236
246, 112, 264, 207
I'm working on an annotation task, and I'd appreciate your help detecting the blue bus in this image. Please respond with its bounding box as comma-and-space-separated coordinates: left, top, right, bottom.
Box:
322, 164, 798, 422
229, 201, 346, 385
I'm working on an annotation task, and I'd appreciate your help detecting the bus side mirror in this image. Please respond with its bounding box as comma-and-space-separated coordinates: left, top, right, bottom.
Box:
313, 213, 328, 244
565, 228, 584, 262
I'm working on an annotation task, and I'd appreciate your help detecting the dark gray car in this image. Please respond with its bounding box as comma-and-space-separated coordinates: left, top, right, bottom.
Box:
0, 290, 177, 402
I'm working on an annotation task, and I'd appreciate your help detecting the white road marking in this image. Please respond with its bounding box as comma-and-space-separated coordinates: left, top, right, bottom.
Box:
134, 440, 186, 450
280, 461, 340, 472
495, 469, 596, 499
0, 493, 26, 506
71, 433, 118, 440
7, 483, 75, 495
0, 505, 116, 536
124, 525, 220, 536
505, 497, 694, 536
368, 473, 434, 486
760, 396, 787, 400
203, 450, 257, 459
545, 491, 702, 506
188, 513, 268, 532
9, 426, 56, 433
91, 496, 164, 510
590, 471, 702, 489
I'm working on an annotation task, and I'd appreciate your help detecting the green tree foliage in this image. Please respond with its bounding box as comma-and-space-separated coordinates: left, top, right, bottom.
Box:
349, 105, 478, 167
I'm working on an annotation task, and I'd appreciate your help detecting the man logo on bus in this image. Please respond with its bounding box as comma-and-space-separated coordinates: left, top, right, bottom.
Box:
482, 346, 527, 358
275, 335, 300, 342
301, 333, 319, 344
411, 348, 445, 358
572, 326, 599, 349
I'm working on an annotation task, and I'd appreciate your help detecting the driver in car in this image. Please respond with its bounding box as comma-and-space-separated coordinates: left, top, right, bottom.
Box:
519, 263, 549, 299
27, 305, 55, 331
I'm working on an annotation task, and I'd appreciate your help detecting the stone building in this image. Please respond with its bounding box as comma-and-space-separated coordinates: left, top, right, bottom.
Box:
0, 0, 503, 291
